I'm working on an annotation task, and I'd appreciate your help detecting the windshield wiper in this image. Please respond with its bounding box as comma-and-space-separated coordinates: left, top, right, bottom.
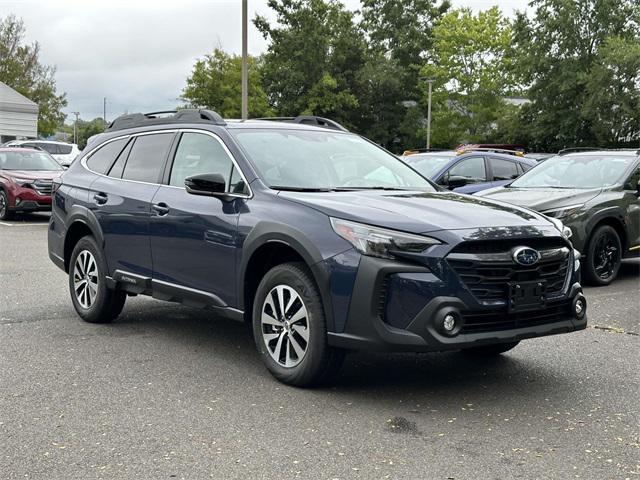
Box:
271, 186, 334, 192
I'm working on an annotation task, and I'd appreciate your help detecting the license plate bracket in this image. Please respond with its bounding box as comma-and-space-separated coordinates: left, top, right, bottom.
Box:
509, 281, 546, 312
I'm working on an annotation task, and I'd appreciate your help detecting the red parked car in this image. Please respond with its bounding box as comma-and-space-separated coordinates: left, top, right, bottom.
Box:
0, 147, 63, 220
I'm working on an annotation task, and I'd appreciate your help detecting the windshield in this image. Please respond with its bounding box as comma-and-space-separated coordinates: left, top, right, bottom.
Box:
0, 150, 63, 171
402, 152, 456, 178
231, 129, 435, 191
511, 154, 635, 189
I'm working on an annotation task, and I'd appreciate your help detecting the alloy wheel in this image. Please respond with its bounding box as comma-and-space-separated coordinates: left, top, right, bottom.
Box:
73, 250, 99, 309
593, 231, 620, 281
0, 192, 6, 218
261, 285, 310, 368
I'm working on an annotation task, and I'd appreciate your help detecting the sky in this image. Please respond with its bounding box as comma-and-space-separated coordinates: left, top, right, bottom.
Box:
0, 0, 529, 122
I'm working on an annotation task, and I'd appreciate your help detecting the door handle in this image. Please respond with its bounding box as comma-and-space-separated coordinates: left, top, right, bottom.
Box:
152, 202, 170, 216
93, 192, 108, 205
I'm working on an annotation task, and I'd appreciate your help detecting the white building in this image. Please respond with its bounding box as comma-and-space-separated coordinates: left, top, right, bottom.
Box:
0, 81, 39, 143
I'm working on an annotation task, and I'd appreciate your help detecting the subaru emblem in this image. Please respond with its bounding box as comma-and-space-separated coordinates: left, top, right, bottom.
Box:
513, 246, 540, 266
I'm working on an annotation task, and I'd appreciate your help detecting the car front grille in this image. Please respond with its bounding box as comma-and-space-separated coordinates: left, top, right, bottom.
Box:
32, 180, 53, 195
448, 239, 572, 304
461, 301, 573, 333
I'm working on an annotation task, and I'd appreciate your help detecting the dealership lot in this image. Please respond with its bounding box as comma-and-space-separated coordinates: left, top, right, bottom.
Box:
1, 214, 638, 479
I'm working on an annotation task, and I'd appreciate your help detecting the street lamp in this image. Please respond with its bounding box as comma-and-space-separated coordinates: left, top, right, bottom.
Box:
241, 0, 248, 120
425, 79, 434, 150
72, 112, 80, 144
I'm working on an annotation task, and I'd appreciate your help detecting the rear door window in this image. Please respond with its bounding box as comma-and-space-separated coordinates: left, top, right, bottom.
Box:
86, 138, 128, 174
490, 158, 520, 180
122, 133, 173, 183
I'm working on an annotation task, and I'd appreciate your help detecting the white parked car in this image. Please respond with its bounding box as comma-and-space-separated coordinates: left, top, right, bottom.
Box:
2, 140, 80, 167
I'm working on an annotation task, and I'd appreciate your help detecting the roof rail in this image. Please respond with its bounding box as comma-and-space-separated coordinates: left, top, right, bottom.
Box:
253, 115, 348, 132
456, 147, 525, 157
106, 109, 226, 132
402, 148, 448, 156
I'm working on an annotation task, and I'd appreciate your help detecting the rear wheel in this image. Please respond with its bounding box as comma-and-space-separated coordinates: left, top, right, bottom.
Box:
252, 262, 345, 387
584, 225, 621, 286
462, 341, 520, 356
69, 236, 126, 323
0, 190, 14, 220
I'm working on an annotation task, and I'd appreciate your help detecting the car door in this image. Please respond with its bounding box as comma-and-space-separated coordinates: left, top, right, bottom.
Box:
622, 164, 640, 254
438, 156, 489, 193
488, 157, 521, 189
89, 132, 174, 278
149, 131, 247, 307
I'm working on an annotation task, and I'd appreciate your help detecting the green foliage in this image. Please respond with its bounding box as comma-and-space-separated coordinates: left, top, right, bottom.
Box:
360, 0, 450, 70
254, 0, 365, 126
181, 49, 273, 118
512, 0, 640, 150
60, 118, 107, 150
420, 7, 517, 147
0, 15, 67, 136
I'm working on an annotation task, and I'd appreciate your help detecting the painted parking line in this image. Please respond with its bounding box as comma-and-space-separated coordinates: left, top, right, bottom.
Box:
0, 222, 48, 227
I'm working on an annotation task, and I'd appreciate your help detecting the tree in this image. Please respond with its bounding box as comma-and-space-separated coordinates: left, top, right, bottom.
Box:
254, 0, 365, 126
512, 0, 640, 150
420, 7, 517, 147
0, 15, 67, 136
181, 49, 273, 118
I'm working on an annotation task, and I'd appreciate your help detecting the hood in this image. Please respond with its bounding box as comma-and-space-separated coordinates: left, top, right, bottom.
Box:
477, 187, 601, 212
1, 170, 63, 181
279, 190, 552, 234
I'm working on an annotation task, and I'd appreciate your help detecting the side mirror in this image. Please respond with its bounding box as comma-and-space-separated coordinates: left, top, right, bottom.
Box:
185, 173, 227, 197
447, 175, 469, 189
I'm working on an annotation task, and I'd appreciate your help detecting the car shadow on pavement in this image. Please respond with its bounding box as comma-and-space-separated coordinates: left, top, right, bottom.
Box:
2, 212, 51, 224
110, 299, 571, 399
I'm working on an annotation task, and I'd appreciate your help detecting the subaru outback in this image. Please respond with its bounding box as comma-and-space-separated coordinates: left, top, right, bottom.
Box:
48, 110, 587, 386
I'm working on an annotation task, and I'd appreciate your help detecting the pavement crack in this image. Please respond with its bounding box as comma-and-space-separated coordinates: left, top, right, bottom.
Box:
591, 325, 639, 336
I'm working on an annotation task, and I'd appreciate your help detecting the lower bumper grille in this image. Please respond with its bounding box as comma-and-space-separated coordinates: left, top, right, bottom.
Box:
461, 301, 572, 333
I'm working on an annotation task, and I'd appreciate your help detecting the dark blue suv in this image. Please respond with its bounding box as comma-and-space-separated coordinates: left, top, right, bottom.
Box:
48, 110, 587, 386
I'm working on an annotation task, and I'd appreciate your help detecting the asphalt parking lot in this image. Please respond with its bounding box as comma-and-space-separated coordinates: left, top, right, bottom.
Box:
1, 213, 638, 480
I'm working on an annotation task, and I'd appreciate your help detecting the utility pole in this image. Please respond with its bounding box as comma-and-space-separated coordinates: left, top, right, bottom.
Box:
72, 112, 80, 144
426, 79, 434, 150
241, 0, 248, 120
103, 97, 107, 123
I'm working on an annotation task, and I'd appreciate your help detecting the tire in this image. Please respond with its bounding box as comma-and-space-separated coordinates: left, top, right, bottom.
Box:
68, 236, 126, 323
584, 225, 622, 286
252, 262, 345, 387
0, 190, 14, 220
462, 341, 520, 356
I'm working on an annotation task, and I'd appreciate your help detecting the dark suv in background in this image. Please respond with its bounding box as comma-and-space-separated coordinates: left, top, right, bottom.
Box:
48, 110, 587, 386
479, 149, 640, 285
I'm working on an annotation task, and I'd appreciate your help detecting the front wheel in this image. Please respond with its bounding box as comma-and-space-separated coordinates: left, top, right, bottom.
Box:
252, 262, 345, 387
0, 190, 14, 220
584, 225, 621, 286
69, 236, 126, 323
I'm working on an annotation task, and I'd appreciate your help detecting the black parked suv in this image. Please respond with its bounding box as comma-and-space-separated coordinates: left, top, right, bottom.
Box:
48, 110, 587, 386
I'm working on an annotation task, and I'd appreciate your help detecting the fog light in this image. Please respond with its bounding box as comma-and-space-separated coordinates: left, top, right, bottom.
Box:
443, 314, 456, 332
572, 294, 587, 320
15, 197, 21, 205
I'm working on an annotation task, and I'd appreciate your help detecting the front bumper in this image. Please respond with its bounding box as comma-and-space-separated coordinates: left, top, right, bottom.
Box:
9, 187, 52, 212
326, 244, 586, 353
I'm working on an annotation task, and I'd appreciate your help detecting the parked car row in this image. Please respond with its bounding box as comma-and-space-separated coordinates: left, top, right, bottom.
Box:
1, 140, 80, 167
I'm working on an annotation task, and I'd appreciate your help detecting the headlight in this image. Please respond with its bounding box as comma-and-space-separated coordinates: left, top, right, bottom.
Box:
13, 177, 33, 187
541, 204, 584, 219
548, 217, 573, 239
330, 218, 440, 259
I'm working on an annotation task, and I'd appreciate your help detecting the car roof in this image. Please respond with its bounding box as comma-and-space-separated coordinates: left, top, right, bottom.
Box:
8, 139, 75, 146
0, 146, 45, 153
406, 150, 534, 163
560, 150, 639, 157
